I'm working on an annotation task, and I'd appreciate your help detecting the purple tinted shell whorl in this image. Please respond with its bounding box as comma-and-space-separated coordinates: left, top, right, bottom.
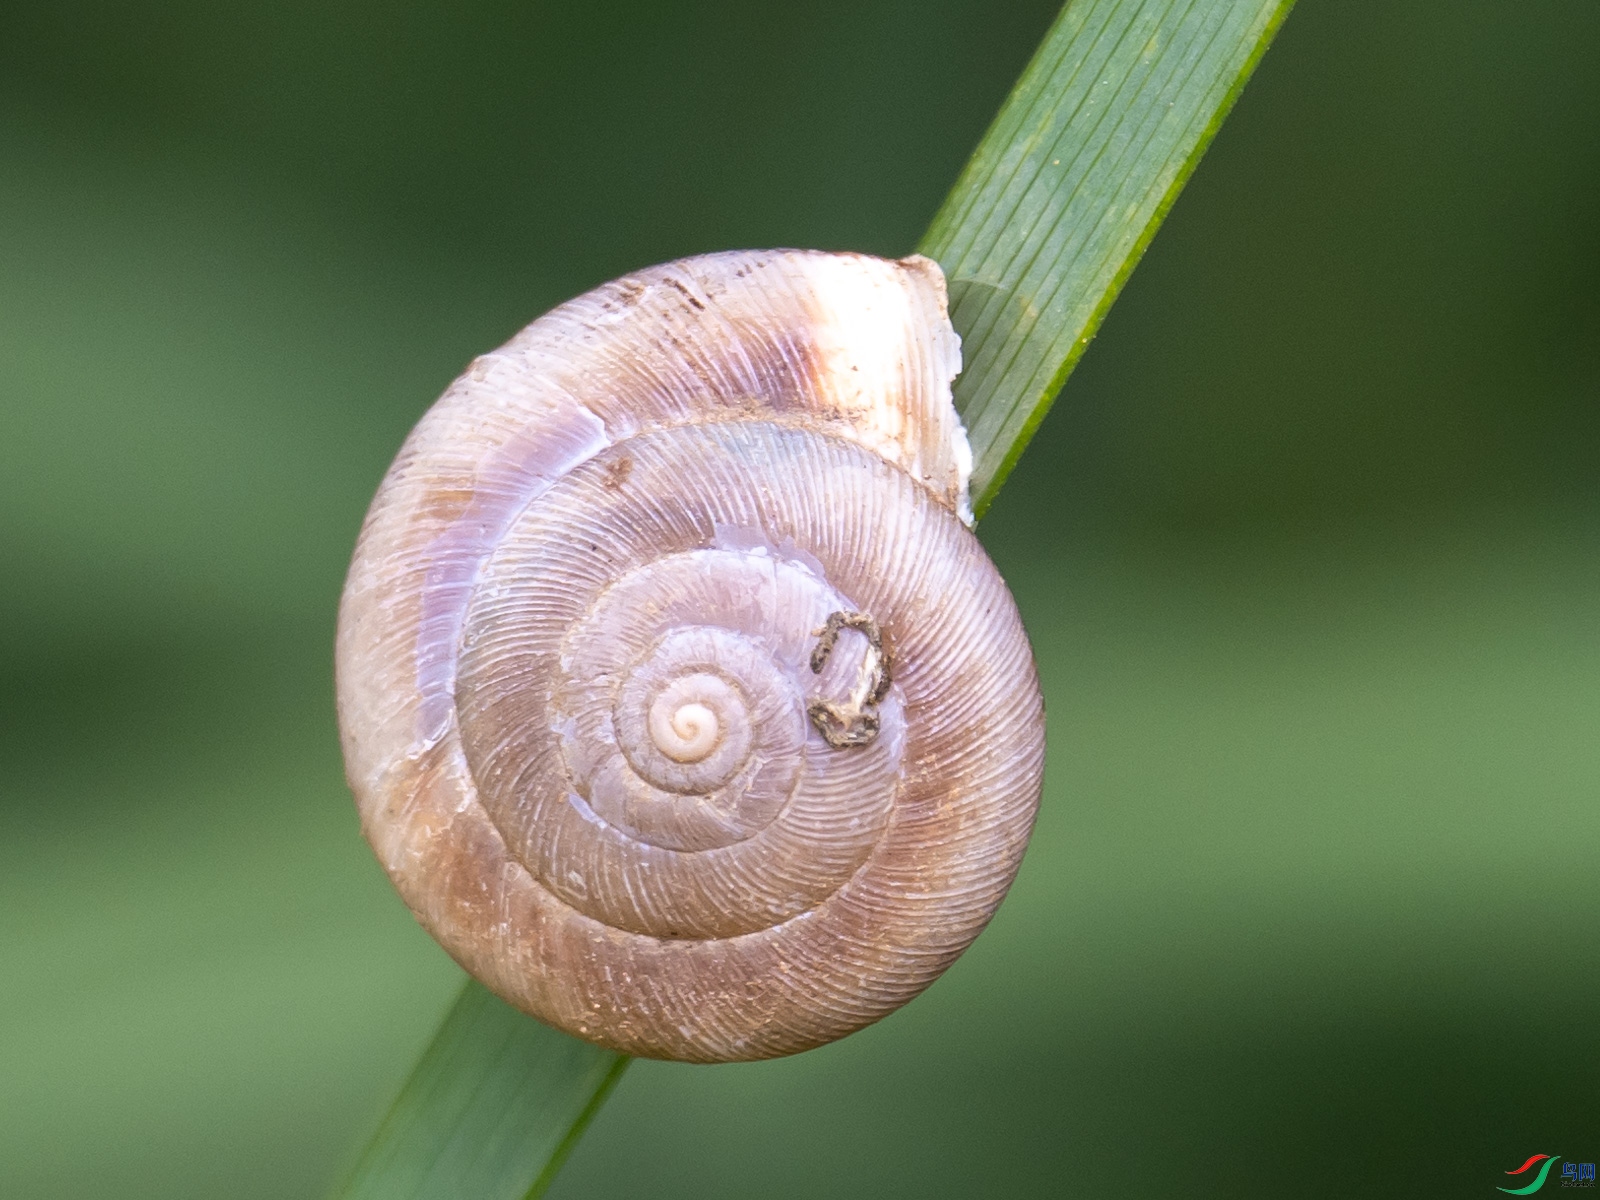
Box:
335, 250, 1044, 1062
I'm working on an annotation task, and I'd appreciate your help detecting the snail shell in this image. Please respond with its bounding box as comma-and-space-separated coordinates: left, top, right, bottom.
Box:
336, 249, 1044, 1062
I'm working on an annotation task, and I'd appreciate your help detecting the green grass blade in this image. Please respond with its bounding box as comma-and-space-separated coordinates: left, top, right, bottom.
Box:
330, 980, 628, 1200
918, 0, 1295, 513
331, 4, 1291, 1194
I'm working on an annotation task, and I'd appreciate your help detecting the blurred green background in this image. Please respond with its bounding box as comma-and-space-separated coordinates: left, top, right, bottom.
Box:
1, 0, 1596, 1195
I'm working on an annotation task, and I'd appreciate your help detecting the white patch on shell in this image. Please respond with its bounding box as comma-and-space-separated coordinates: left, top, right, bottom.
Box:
791, 253, 974, 525
712, 522, 828, 581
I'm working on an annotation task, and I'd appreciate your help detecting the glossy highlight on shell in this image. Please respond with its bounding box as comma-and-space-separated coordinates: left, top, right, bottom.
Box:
335, 249, 1045, 1062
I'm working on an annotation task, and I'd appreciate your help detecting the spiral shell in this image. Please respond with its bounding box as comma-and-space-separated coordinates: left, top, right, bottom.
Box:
336, 249, 1044, 1062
